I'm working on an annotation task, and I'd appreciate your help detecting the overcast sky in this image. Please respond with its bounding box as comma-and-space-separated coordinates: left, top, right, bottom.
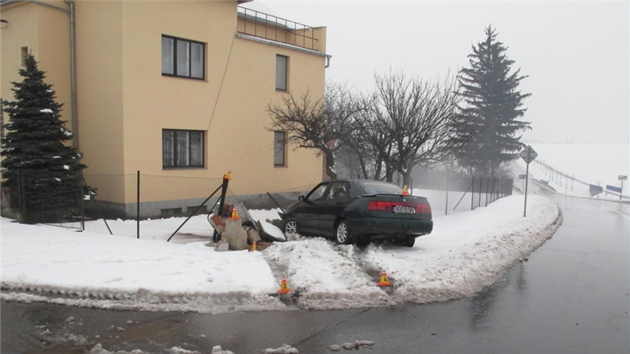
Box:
244, 1, 629, 145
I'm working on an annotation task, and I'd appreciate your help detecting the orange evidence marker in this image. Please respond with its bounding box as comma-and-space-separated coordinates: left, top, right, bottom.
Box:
378, 270, 392, 287
278, 276, 291, 294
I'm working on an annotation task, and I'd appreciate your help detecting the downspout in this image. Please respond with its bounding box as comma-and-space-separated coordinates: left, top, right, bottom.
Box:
64, 0, 77, 149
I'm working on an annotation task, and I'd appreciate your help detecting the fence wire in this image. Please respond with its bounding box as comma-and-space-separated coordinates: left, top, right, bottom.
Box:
3, 170, 514, 240
81, 173, 226, 242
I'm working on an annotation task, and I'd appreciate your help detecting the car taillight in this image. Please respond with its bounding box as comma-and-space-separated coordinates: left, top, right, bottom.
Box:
415, 204, 431, 214
368, 201, 393, 211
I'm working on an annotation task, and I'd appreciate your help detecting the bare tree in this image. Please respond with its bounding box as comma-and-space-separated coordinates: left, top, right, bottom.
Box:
352, 105, 395, 180
371, 71, 461, 187
330, 92, 392, 181
266, 84, 363, 180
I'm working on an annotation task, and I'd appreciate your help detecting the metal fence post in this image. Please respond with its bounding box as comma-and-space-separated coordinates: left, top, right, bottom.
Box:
478, 178, 483, 208
213, 171, 231, 243
18, 169, 27, 223
471, 176, 475, 210
444, 174, 449, 216
137, 170, 140, 239
486, 177, 491, 206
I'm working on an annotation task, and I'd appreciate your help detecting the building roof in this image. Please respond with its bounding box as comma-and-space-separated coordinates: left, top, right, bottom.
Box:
1, 0, 253, 6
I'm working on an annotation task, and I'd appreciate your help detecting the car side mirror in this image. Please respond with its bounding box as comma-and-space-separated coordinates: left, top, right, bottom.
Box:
299, 195, 305, 201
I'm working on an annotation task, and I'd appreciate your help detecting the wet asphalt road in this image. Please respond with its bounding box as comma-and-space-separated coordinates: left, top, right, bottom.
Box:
2, 188, 629, 353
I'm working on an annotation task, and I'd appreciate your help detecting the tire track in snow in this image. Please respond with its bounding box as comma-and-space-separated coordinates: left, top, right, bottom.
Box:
263, 238, 395, 310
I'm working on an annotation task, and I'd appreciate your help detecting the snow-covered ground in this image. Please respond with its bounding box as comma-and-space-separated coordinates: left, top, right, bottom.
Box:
2, 194, 560, 314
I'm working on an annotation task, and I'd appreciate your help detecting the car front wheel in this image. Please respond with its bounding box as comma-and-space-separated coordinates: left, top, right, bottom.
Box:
335, 220, 354, 245
283, 219, 298, 240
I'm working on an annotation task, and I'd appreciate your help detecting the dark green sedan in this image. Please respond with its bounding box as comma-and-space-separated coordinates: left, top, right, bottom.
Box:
280, 179, 433, 247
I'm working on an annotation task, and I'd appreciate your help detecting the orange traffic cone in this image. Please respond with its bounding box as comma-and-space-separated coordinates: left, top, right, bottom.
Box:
278, 276, 291, 294
231, 208, 240, 220
402, 185, 410, 196
377, 270, 391, 287
250, 241, 257, 252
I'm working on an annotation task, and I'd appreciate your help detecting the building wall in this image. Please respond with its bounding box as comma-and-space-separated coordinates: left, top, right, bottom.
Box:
1, 1, 72, 133
77, 1, 325, 209
224, 35, 327, 195
74, 0, 126, 203
2, 0, 328, 217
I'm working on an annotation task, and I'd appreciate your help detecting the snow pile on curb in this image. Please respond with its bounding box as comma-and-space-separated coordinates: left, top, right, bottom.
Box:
1, 195, 560, 313
364, 194, 561, 303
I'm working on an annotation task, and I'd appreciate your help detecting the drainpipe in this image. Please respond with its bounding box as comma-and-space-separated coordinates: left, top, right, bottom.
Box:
64, 0, 78, 149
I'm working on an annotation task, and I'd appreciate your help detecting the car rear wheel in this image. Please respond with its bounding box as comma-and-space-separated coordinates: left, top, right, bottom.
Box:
283, 219, 298, 240
399, 236, 415, 248
335, 220, 354, 245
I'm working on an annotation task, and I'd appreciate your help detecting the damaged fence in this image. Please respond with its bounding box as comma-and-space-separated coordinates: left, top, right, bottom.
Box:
2, 169, 514, 240
79, 171, 233, 242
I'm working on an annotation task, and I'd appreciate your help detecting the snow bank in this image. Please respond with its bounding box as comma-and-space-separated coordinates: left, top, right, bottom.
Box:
1, 195, 560, 313
364, 195, 560, 304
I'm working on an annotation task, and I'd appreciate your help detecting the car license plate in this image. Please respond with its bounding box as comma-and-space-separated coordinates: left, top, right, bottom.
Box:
393, 205, 416, 214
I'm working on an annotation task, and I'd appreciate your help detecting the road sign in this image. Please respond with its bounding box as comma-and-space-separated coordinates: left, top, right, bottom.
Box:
606, 185, 622, 193
618, 176, 626, 200
520, 145, 538, 217
519, 145, 538, 164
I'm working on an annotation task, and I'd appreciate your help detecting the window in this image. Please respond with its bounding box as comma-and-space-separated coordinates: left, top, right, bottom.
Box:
162, 35, 204, 79
306, 183, 328, 201
328, 182, 350, 200
274, 131, 286, 166
21, 47, 29, 66
162, 129, 204, 168
275, 55, 288, 91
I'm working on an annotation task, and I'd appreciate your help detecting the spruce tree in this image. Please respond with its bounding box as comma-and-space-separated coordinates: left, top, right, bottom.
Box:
452, 26, 531, 176
1, 55, 88, 223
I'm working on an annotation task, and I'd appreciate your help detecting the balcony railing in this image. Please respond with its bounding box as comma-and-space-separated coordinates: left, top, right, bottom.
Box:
237, 6, 320, 52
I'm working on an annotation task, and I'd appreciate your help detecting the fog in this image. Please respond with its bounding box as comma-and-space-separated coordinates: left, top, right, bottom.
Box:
245, 1, 630, 145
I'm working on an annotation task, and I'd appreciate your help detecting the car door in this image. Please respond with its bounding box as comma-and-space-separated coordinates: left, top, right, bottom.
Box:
313, 181, 351, 237
296, 182, 330, 235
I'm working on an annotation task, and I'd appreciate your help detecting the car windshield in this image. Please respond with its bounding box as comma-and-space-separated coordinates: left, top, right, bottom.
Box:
355, 180, 402, 195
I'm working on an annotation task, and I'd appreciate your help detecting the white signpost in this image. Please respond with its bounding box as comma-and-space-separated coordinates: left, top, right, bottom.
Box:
520, 145, 538, 217
619, 175, 627, 200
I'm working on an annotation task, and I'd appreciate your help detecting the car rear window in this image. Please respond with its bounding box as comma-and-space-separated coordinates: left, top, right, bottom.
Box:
355, 180, 402, 195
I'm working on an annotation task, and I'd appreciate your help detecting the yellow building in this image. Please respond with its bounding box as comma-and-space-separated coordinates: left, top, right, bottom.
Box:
1, 0, 329, 218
